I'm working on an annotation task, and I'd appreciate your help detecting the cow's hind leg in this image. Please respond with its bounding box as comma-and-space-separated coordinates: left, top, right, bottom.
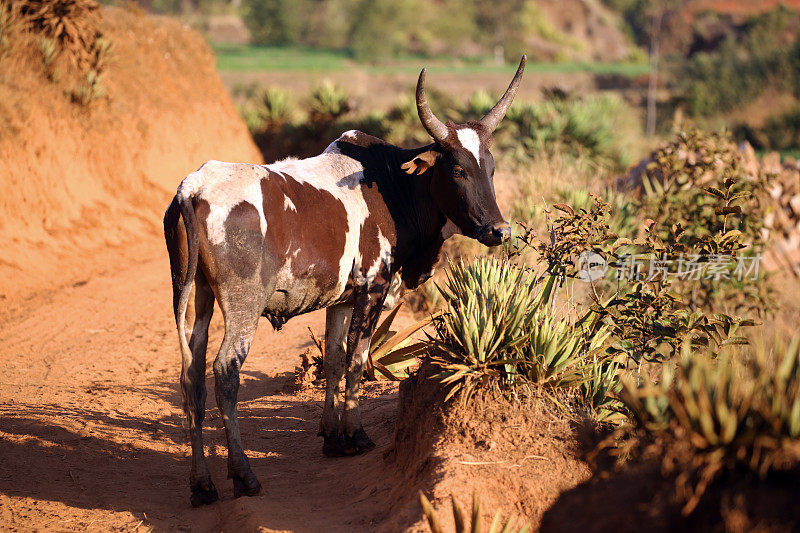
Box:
213, 303, 262, 498
319, 303, 351, 457
181, 272, 218, 506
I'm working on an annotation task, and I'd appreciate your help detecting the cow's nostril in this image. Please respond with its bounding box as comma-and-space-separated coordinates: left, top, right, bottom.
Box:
491, 224, 511, 242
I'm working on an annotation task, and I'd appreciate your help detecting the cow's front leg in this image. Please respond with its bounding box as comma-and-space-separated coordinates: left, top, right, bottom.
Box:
341, 281, 387, 455
319, 303, 352, 457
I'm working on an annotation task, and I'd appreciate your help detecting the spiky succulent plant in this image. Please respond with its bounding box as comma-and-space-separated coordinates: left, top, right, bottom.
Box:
420, 492, 530, 533
431, 257, 610, 402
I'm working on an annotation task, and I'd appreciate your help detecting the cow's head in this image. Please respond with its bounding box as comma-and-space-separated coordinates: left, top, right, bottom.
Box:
402, 56, 526, 247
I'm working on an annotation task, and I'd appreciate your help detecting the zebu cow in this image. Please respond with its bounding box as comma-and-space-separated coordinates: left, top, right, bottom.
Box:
164, 57, 526, 506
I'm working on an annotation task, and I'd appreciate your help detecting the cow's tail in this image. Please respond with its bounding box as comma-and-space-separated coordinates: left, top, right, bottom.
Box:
166, 181, 200, 368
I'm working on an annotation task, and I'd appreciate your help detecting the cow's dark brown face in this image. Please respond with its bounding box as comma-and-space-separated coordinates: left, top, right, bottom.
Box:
431, 124, 508, 246
411, 56, 526, 247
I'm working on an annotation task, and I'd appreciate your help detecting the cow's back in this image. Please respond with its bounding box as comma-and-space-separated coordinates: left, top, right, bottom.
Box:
182, 146, 374, 319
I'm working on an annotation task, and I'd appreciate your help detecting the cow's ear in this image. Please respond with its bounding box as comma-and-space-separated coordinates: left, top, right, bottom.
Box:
400, 151, 440, 175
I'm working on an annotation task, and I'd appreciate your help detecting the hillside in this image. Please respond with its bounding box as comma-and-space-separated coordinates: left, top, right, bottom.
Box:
0, 4, 262, 304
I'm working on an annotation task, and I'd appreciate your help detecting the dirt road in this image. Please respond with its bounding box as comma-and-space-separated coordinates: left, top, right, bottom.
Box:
0, 239, 406, 532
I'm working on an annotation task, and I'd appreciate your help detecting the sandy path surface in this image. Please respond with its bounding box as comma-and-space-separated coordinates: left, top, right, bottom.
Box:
0, 240, 404, 532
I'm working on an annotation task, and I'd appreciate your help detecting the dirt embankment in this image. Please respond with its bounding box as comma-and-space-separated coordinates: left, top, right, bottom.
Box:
385, 362, 594, 531
0, 5, 261, 306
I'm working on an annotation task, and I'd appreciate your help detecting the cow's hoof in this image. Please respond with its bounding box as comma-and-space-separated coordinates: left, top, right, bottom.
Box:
322, 433, 348, 457
231, 470, 262, 498
350, 428, 376, 453
190, 480, 219, 507
337, 429, 375, 456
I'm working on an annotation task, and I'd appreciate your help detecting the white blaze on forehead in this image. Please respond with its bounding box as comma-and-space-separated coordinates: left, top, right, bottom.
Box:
283, 194, 296, 211
456, 128, 481, 165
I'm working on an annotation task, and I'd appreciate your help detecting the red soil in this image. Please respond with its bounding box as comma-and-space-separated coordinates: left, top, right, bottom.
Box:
0, 5, 261, 304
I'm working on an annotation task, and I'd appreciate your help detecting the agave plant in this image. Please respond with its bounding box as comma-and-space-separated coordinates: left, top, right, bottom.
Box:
758, 336, 800, 439
306, 302, 432, 382
519, 310, 610, 388
420, 492, 530, 533
618, 338, 800, 513
431, 257, 614, 401
308, 80, 352, 124
257, 87, 293, 129
581, 355, 624, 422
431, 258, 544, 400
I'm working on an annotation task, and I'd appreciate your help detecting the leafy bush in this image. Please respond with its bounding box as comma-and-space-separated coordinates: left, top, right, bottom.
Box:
681, 8, 800, 117
241, 0, 302, 46
637, 128, 772, 314
507, 129, 770, 368
512, 185, 638, 241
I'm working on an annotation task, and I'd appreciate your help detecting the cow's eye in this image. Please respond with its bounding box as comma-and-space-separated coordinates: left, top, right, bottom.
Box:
453, 166, 467, 179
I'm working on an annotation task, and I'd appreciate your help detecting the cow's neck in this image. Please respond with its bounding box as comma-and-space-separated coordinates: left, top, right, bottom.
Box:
333, 136, 449, 288
392, 146, 449, 287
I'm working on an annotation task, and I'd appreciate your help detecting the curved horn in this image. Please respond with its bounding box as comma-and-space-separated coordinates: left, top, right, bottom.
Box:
480, 55, 527, 132
415, 68, 448, 142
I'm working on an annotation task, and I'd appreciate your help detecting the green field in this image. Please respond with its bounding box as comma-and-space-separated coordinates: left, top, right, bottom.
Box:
212, 43, 650, 77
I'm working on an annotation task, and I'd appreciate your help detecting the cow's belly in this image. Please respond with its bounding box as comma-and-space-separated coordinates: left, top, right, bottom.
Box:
261, 245, 354, 319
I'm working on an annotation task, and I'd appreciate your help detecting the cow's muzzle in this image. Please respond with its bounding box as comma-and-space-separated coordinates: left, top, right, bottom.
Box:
477, 222, 511, 247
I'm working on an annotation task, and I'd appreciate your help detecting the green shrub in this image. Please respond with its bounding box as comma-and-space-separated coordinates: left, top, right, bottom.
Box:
637, 128, 772, 314
241, 0, 303, 45
681, 8, 800, 117
507, 129, 767, 366
307, 80, 352, 124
